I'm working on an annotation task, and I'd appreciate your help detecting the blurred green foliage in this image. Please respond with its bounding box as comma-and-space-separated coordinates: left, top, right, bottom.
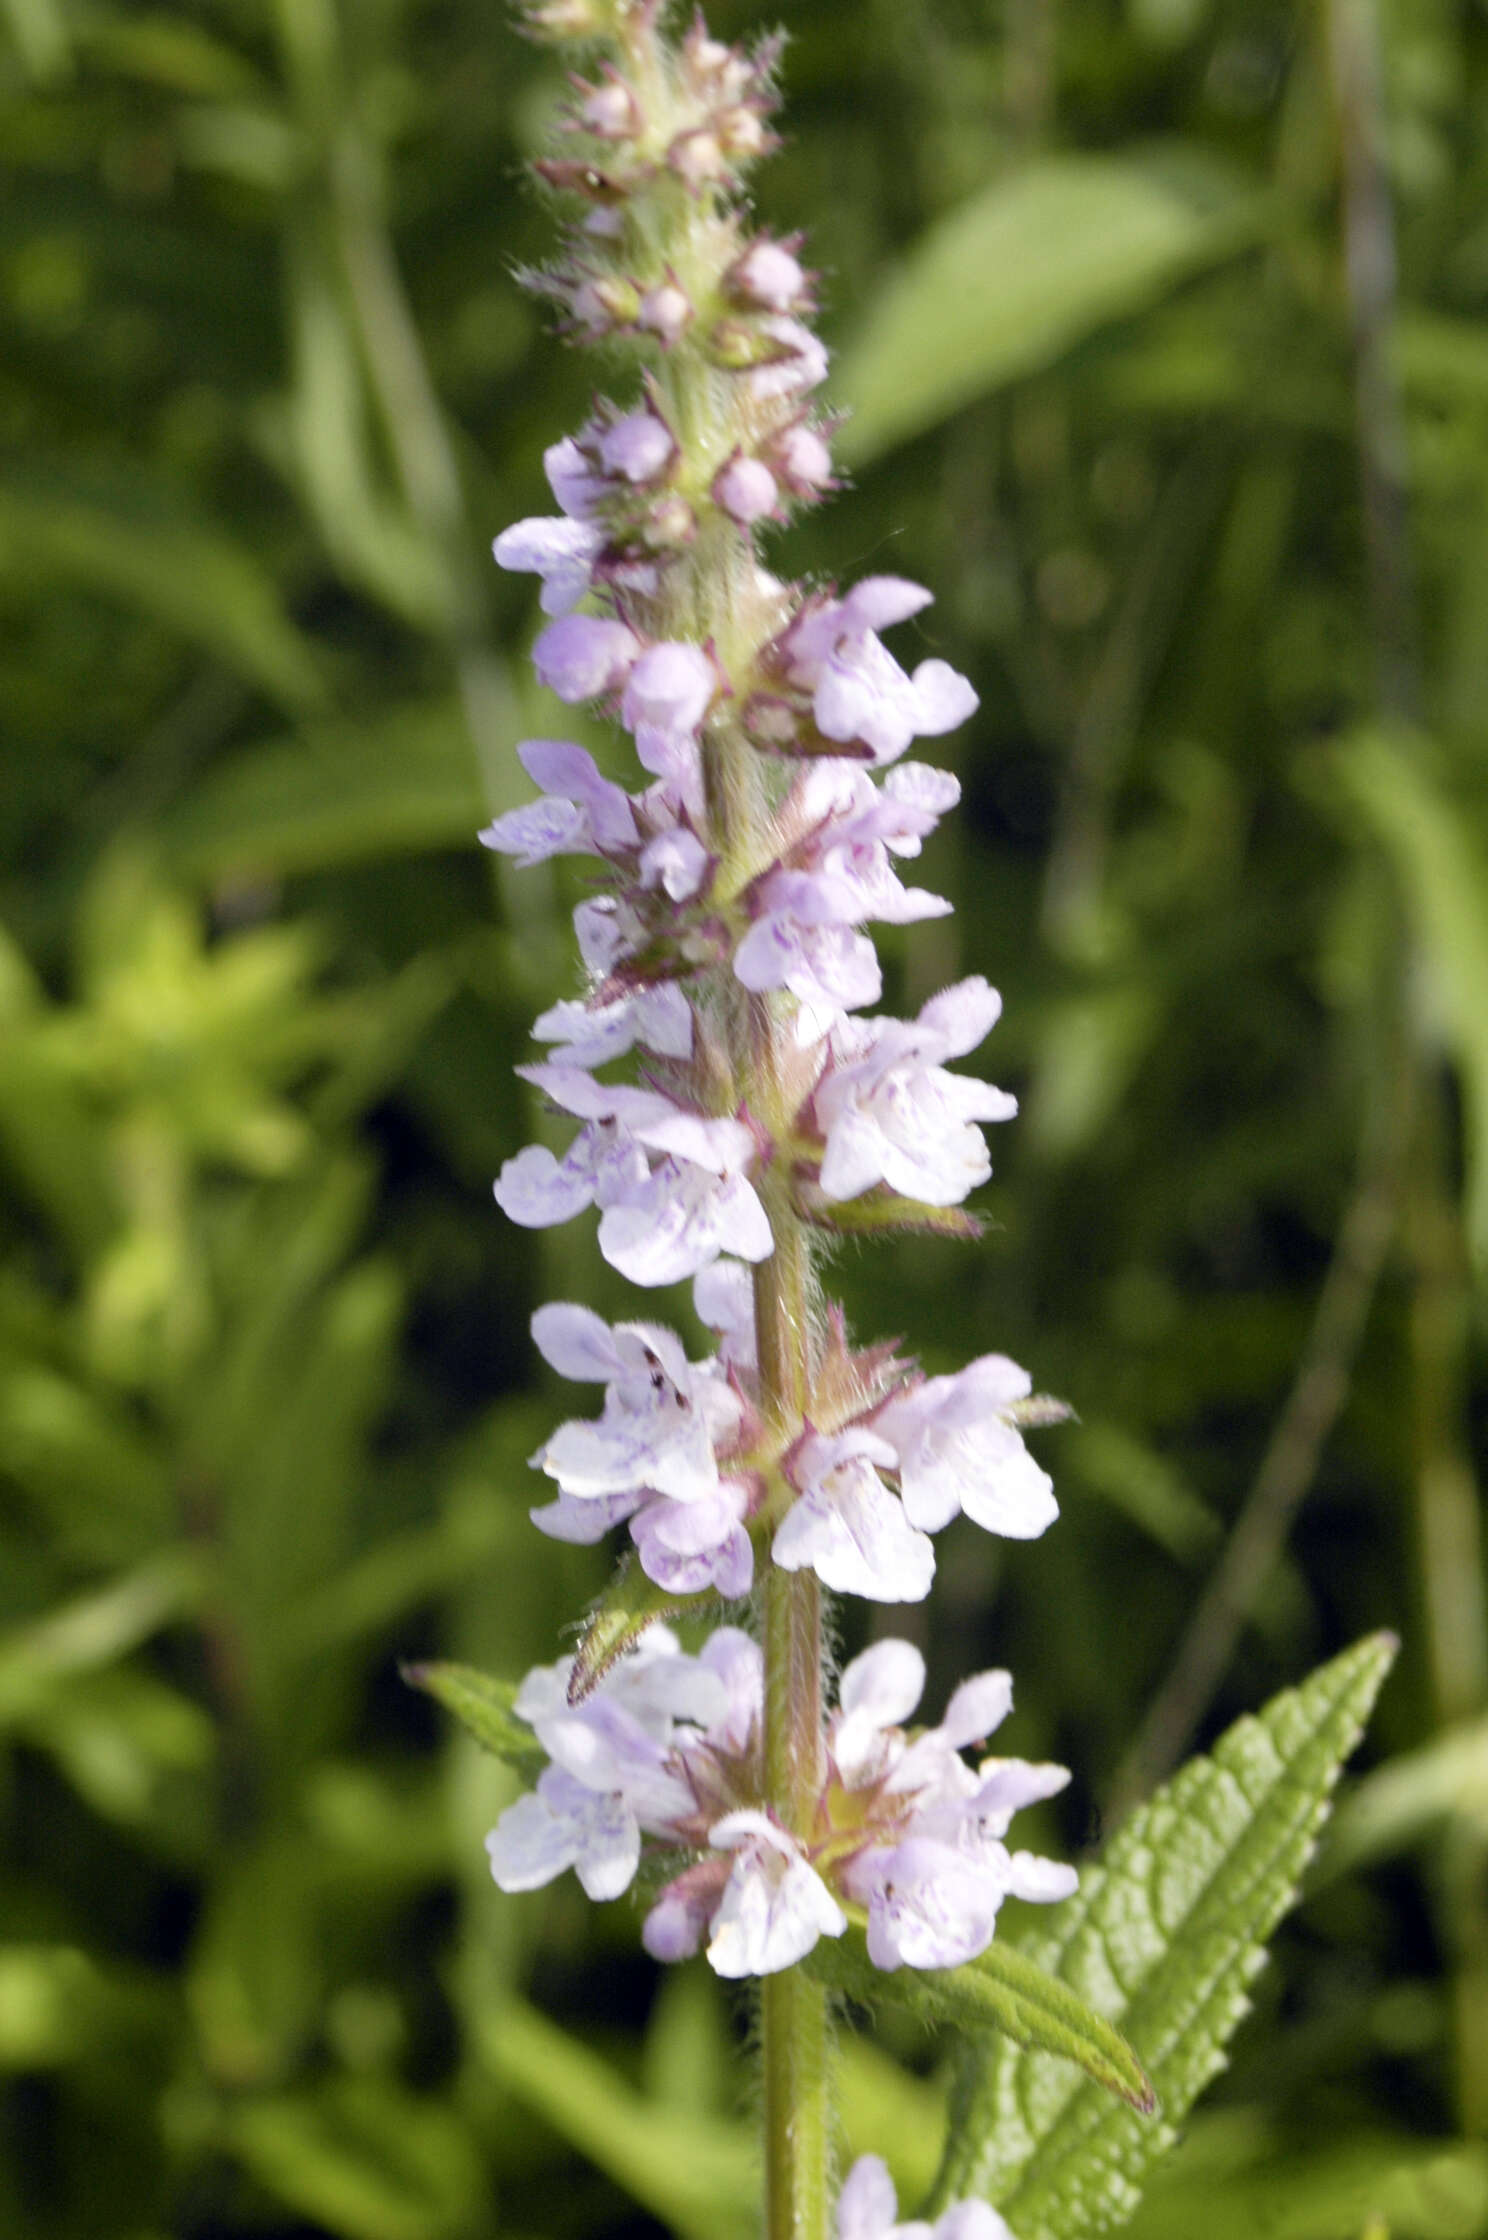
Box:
3, 0, 1488, 2234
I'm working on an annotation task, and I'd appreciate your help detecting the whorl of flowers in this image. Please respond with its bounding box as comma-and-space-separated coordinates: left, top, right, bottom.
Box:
487, 1628, 1076, 1977
484, 0, 1073, 2053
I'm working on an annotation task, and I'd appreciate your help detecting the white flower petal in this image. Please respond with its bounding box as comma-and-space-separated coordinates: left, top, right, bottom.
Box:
837, 2157, 899, 2240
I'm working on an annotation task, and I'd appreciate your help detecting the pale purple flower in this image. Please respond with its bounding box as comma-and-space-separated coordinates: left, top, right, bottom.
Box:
534, 612, 642, 702
734, 760, 959, 1026
621, 640, 719, 767
479, 738, 638, 867
704, 1811, 848, 1977
826, 1647, 1076, 1970
529, 1484, 640, 1544
829, 1637, 930, 1789
493, 515, 604, 615
693, 1258, 758, 1370
518, 1066, 756, 1178
530, 1468, 751, 1597
598, 1158, 774, 1284
770, 421, 834, 496
748, 314, 830, 399
494, 1121, 650, 1230
838, 2158, 1014, 2240
487, 1627, 752, 1919
642, 1860, 730, 1962
781, 578, 978, 764
529, 1301, 742, 1504
639, 277, 693, 343
544, 434, 606, 520
631, 1477, 754, 1595
813, 979, 1016, 1206
500, 1069, 773, 1282
531, 983, 693, 1069
729, 238, 808, 311
772, 1427, 935, 1602
638, 824, 711, 901
873, 1355, 1058, 1540
489, 1627, 1070, 1981
714, 453, 778, 524
598, 408, 677, 483
486, 1766, 641, 1900
734, 896, 884, 1029
485, 1627, 722, 1903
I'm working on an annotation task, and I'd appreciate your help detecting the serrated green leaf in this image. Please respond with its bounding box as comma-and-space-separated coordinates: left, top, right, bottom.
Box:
932, 1631, 1397, 2239
400, 1660, 546, 1779
805, 1922, 1154, 2113
569, 1554, 722, 1702
837, 151, 1261, 465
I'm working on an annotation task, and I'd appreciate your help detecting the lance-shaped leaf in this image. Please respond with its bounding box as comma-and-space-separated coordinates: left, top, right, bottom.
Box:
836, 150, 1261, 465
795, 1180, 982, 1243
400, 1661, 546, 1781
929, 1631, 1397, 2240
568, 1556, 723, 1704
805, 1920, 1154, 2114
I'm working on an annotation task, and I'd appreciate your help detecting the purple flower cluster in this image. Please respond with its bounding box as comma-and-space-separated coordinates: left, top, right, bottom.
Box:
518, 1294, 1058, 1603
486, 1629, 1074, 1979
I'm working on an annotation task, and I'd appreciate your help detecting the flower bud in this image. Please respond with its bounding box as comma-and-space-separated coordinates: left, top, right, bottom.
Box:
682, 22, 754, 102
635, 492, 697, 551
667, 127, 727, 188
570, 273, 642, 332
545, 435, 605, 520
717, 105, 772, 160
728, 238, 808, 313
768, 422, 834, 497
576, 72, 641, 140
638, 277, 694, 346
713, 453, 778, 526
598, 408, 676, 484
533, 613, 642, 702
622, 641, 720, 743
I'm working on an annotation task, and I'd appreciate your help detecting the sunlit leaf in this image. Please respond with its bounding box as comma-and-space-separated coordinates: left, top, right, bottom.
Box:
837, 152, 1262, 464
569, 1554, 724, 1701
805, 1925, 1156, 2114
162, 698, 486, 878
932, 1633, 1397, 2237
400, 1660, 546, 1780
0, 467, 323, 713
227, 2076, 486, 2240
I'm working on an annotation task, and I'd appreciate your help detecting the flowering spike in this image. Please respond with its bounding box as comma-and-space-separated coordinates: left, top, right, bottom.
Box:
483, 0, 1074, 2106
